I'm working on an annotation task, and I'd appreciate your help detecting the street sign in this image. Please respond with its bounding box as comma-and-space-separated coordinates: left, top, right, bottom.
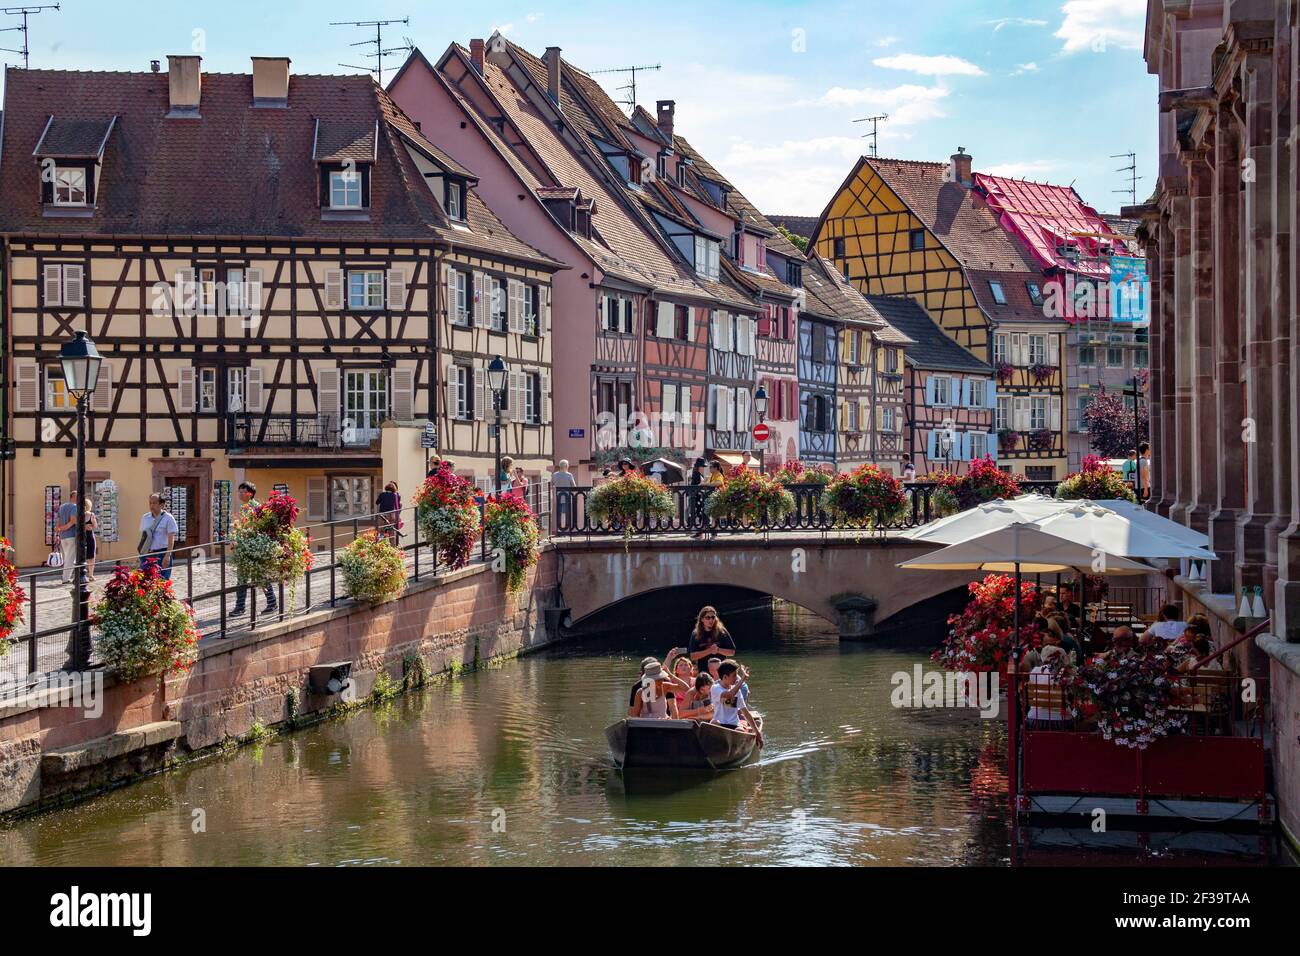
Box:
421, 421, 437, 449
752, 422, 770, 443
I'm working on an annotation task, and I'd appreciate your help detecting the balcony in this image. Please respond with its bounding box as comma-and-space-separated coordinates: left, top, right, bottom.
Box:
226, 414, 343, 453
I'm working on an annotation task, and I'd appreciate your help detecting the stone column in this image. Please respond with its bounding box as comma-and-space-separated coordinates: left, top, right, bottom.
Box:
1151, 206, 1178, 517
1141, 219, 1163, 514
1185, 148, 1217, 534
1210, 101, 1246, 593
1165, 194, 1190, 522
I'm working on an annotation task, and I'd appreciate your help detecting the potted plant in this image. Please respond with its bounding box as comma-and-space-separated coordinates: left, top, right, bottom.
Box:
774, 460, 835, 487
998, 429, 1021, 450
931, 573, 1044, 673
230, 491, 312, 612
93, 561, 199, 683
340, 529, 408, 604
483, 494, 541, 594
705, 466, 796, 527
1029, 428, 1054, 452
587, 471, 676, 543
821, 463, 907, 530
931, 456, 1022, 517
1030, 362, 1054, 384
414, 463, 481, 569
1056, 454, 1137, 502
0, 538, 25, 654
995, 361, 1015, 384
1054, 650, 1186, 749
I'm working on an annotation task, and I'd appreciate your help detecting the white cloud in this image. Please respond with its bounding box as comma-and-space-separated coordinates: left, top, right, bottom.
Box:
875, 35, 900, 48
1055, 0, 1145, 53
873, 53, 986, 77
526, 13, 542, 23
806, 84, 951, 125
719, 136, 867, 213
988, 17, 1048, 31
1012, 62, 1040, 75
981, 159, 1060, 179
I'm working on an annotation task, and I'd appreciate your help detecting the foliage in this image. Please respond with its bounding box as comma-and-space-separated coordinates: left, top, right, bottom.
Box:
1028, 428, 1054, 451
1030, 362, 1054, 384
998, 429, 1021, 450
484, 494, 541, 593
704, 466, 796, 526
414, 463, 481, 570
773, 459, 835, 486
1056, 455, 1137, 502
588, 472, 676, 542
1053, 649, 1186, 749
340, 530, 408, 604
821, 463, 908, 529
930, 456, 1023, 517
0, 538, 24, 652
776, 224, 808, 252
932, 573, 1044, 671
1082, 389, 1149, 458
371, 667, 400, 702
92, 561, 199, 682
995, 362, 1015, 384
230, 492, 312, 598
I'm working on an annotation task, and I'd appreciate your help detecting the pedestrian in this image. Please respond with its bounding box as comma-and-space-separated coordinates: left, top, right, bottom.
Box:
376, 481, 401, 544
498, 456, 514, 496
231, 481, 277, 615
1138, 442, 1151, 499
55, 488, 79, 585
511, 466, 529, 503
689, 457, 708, 537
617, 458, 637, 478
551, 460, 576, 527
1122, 448, 1139, 492
740, 450, 757, 472
82, 503, 99, 584
138, 492, 179, 582
902, 454, 916, 481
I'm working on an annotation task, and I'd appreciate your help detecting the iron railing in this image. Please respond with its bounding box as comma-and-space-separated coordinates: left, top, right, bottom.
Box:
226, 413, 342, 451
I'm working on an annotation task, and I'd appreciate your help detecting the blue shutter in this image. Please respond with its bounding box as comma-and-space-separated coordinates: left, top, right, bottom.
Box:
927, 429, 938, 461
925, 377, 937, 407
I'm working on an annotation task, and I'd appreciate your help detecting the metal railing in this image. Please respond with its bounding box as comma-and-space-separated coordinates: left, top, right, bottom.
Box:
226, 413, 342, 451
1, 493, 553, 703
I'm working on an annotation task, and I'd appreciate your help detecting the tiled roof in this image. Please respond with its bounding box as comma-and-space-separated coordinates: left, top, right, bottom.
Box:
33, 116, 116, 158
767, 214, 818, 240
865, 295, 989, 373
0, 66, 557, 265
312, 118, 376, 163
803, 254, 894, 335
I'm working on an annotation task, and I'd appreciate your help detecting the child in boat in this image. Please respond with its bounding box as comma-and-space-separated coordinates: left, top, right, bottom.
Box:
711, 661, 762, 747
630, 660, 680, 719
677, 673, 715, 720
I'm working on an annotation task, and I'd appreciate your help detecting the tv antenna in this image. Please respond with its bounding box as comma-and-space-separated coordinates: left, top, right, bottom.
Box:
589, 62, 661, 112
331, 17, 411, 85
0, 4, 60, 69
854, 113, 888, 157
1111, 151, 1142, 206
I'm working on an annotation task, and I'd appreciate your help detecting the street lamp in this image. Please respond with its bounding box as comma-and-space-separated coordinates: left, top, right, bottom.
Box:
487, 356, 508, 495
1123, 374, 1145, 500
938, 428, 954, 474
753, 384, 768, 423
59, 330, 102, 671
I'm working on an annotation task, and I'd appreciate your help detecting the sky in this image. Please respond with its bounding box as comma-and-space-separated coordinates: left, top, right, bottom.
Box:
1, 0, 1155, 217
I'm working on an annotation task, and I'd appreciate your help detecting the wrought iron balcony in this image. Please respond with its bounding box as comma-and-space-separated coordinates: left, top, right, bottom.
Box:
226, 414, 342, 452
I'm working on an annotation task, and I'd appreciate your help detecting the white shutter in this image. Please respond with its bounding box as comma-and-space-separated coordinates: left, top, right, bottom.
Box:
324, 269, 344, 310
386, 268, 407, 311
1050, 395, 1062, 431
15, 361, 39, 412
62, 264, 85, 307
737, 389, 750, 432
442, 263, 454, 321
444, 361, 459, 420
307, 477, 327, 521
392, 366, 415, 421
176, 365, 194, 413
541, 371, 551, 424
473, 363, 486, 420
686, 306, 695, 342
243, 267, 263, 317
473, 272, 488, 327
1047, 333, 1060, 366
725, 387, 736, 431
657, 301, 673, 338
510, 371, 524, 423
88, 361, 113, 412
710, 310, 721, 350
43, 264, 62, 306
507, 278, 522, 333
175, 268, 196, 317
317, 367, 340, 444
246, 366, 265, 412
1014, 397, 1031, 431
540, 285, 551, 335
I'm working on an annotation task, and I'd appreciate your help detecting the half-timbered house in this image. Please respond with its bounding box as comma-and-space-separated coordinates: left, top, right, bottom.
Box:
0, 57, 558, 565
797, 311, 838, 467
867, 296, 994, 475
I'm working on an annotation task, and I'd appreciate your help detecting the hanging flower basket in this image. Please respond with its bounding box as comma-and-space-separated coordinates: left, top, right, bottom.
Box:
484, 494, 541, 594
1056, 454, 1137, 502
995, 362, 1015, 384
773, 459, 834, 487
230, 492, 312, 610
1030, 363, 1054, 384
821, 463, 907, 529
415, 463, 481, 569
704, 466, 796, 527
0, 538, 25, 654
931, 573, 1044, 672
1028, 428, 1054, 452
340, 530, 408, 604
998, 429, 1021, 450
587, 472, 676, 543
93, 562, 199, 683
1053, 650, 1186, 749
932, 456, 1021, 517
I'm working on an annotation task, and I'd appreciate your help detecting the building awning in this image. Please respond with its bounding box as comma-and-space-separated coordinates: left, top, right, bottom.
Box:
712, 451, 754, 470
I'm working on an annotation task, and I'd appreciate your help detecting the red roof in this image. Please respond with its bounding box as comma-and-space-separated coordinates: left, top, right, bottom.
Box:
974, 174, 1134, 278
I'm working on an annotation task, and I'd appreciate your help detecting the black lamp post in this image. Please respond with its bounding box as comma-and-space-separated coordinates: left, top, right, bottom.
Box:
60, 330, 102, 671
754, 384, 768, 423
487, 356, 508, 495
939, 428, 954, 474
1122, 375, 1146, 500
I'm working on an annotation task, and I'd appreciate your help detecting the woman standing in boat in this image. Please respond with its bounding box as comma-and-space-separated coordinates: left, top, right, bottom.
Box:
687, 606, 737, 671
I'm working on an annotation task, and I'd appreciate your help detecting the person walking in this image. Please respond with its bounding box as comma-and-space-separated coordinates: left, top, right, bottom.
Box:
231, 481, 277, 615
138, 492, 179, 582
901, 455, 916, 481
82, 504, 99, 584
376, 481, 401, 544
55, 488, 79, 585
689, 457, 708, 537
551, 460, 576, 528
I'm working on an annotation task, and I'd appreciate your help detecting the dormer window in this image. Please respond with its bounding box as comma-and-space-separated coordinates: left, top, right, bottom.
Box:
329, 168, 364, 209
676, 161, 687, 187
446, 181, 464, 221
313, 119, 377, 216
656, 152, 668, 180
694, 235, 720, 281
52, 166, 87, 205
34, 115, 116, 214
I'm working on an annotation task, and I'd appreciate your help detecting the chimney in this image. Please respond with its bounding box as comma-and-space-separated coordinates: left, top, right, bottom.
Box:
656, 100, 675, 139
166, 54, 202, 117
544, 46, 562, 107
470, 38, 486, 75
251, 56, 291, 107
950, 147, 972, 186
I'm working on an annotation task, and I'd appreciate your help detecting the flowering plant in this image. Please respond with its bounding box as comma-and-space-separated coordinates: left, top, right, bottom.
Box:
932, 573, 1044, 671
93, 561, 198, 682
773, 460, 835, 487
1056, 454, 1137, 502
484, 494, 541, 593
0, 538, 24, 652
821, 463, 908, 529
704, 466, 796, 527
1055, 649, 1186, 749
230, 491, 312, 609
415, 463, 481, 569
1028, 428, 1054, 451
995, 362, 1015, 384
587, 472, 675, 542
340, 530, 408, 604
998, 429, 1021, 450
931, 456, 1022, 516
1030, 363, 1054, 384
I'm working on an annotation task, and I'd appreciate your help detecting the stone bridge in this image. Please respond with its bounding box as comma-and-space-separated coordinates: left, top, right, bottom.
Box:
552, 533, 978, 639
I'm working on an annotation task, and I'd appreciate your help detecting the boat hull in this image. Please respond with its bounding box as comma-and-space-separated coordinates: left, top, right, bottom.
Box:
605, 716, 762, 770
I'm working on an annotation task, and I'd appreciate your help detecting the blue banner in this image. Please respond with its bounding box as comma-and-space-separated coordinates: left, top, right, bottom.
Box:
1109, 255, 1149, 324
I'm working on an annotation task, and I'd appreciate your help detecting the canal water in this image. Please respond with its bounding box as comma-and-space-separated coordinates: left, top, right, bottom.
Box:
0, 601, 1286, 866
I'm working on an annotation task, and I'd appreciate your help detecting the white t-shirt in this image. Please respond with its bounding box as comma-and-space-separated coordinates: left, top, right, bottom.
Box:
139, 510, 179, 551
710, 681, 748, 727
1146, 620, 1187, 641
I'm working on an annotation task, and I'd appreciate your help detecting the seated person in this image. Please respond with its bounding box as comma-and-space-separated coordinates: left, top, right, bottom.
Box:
710, 661, 763, 747
1057, 588, 1082, 627
630, 660, 679, 719
662, 647, 697, 694
1177, 634, 1222, 673
1027, 645, 1070, 726
1100, 625, 1136, 661
677, 673, 715, 720
703, 655, 724, 680
628, 656, 660, 716
1047, 615, 1082, 665
1018, 646, 1044, 671
1146, 603, 1187, 641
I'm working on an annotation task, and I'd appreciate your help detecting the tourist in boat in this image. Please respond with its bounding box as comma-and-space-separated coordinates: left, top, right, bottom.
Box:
667, 651, 696, 686
1146, 603, 1187, 641
711, 661, 762, 747
677, 673, 715, 720
628, 656, 660, 716
688, 606, 737, 670
630, 660, 680, 719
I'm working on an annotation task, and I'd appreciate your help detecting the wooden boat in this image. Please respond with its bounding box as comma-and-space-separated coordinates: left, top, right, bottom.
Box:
605, 715, 763, 770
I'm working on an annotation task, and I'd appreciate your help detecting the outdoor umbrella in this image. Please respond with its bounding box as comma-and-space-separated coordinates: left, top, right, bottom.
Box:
1091, 498, 1211, 550
897, 522, 1154, 575
641, 457, 686, 484
1031, 503, 1216, 562
899, 494, 1069, 544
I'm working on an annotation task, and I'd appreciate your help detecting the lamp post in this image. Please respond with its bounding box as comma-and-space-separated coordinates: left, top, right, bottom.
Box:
939, 428, 954, 475
754, 384, 768, 423
60, 330, 102, 671
487, 356, 508, 495
1122, 375, 1145, 500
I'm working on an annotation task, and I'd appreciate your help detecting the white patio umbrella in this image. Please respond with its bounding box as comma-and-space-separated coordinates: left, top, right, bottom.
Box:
1032, 503, 1216, 561
1092, 498, 1211, 550
897, 522, 1155, 575
900, 494, 1069, 544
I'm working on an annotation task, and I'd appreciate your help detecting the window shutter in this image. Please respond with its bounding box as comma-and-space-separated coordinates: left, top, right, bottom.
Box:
707, 385, 718, 427
1049, 395, 1062, 432
62, 264, 85, 306
541, 371, 551, 424
710, 310, 721, 350
473, 363, 486, 420
87, 361, 113, 412
43, 265, 62, 306
1014, 397, 1031, 431
241, 267, 262, 318
541, 285, 551, 335
510, 371, 524, 423
246, 366, 265, 412
507, 278, 522, 333
1048, 334, 1060, 366
686, 306, 695, 341
987, 383, 998, 410
177, 366, 196, 413
392, 366, 415, 421
927, 429, 938, 460
325, 269, 344, 310
663, 382, 677, 420
473, 272, 488, 327
386, 268, 407, 311
317, 367, 340, 444
442, 263, 454, 320
737, 390, 749, 432
657, 301, 672, 338
960, 379, 972, 407
959, 432, 971, 461
445, 361, 459, 421
988, 432, 998, 457
748, 317, 757, 356
925, 377, 937, 407
15, 361, 39, 412
307, 477, 327, 521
